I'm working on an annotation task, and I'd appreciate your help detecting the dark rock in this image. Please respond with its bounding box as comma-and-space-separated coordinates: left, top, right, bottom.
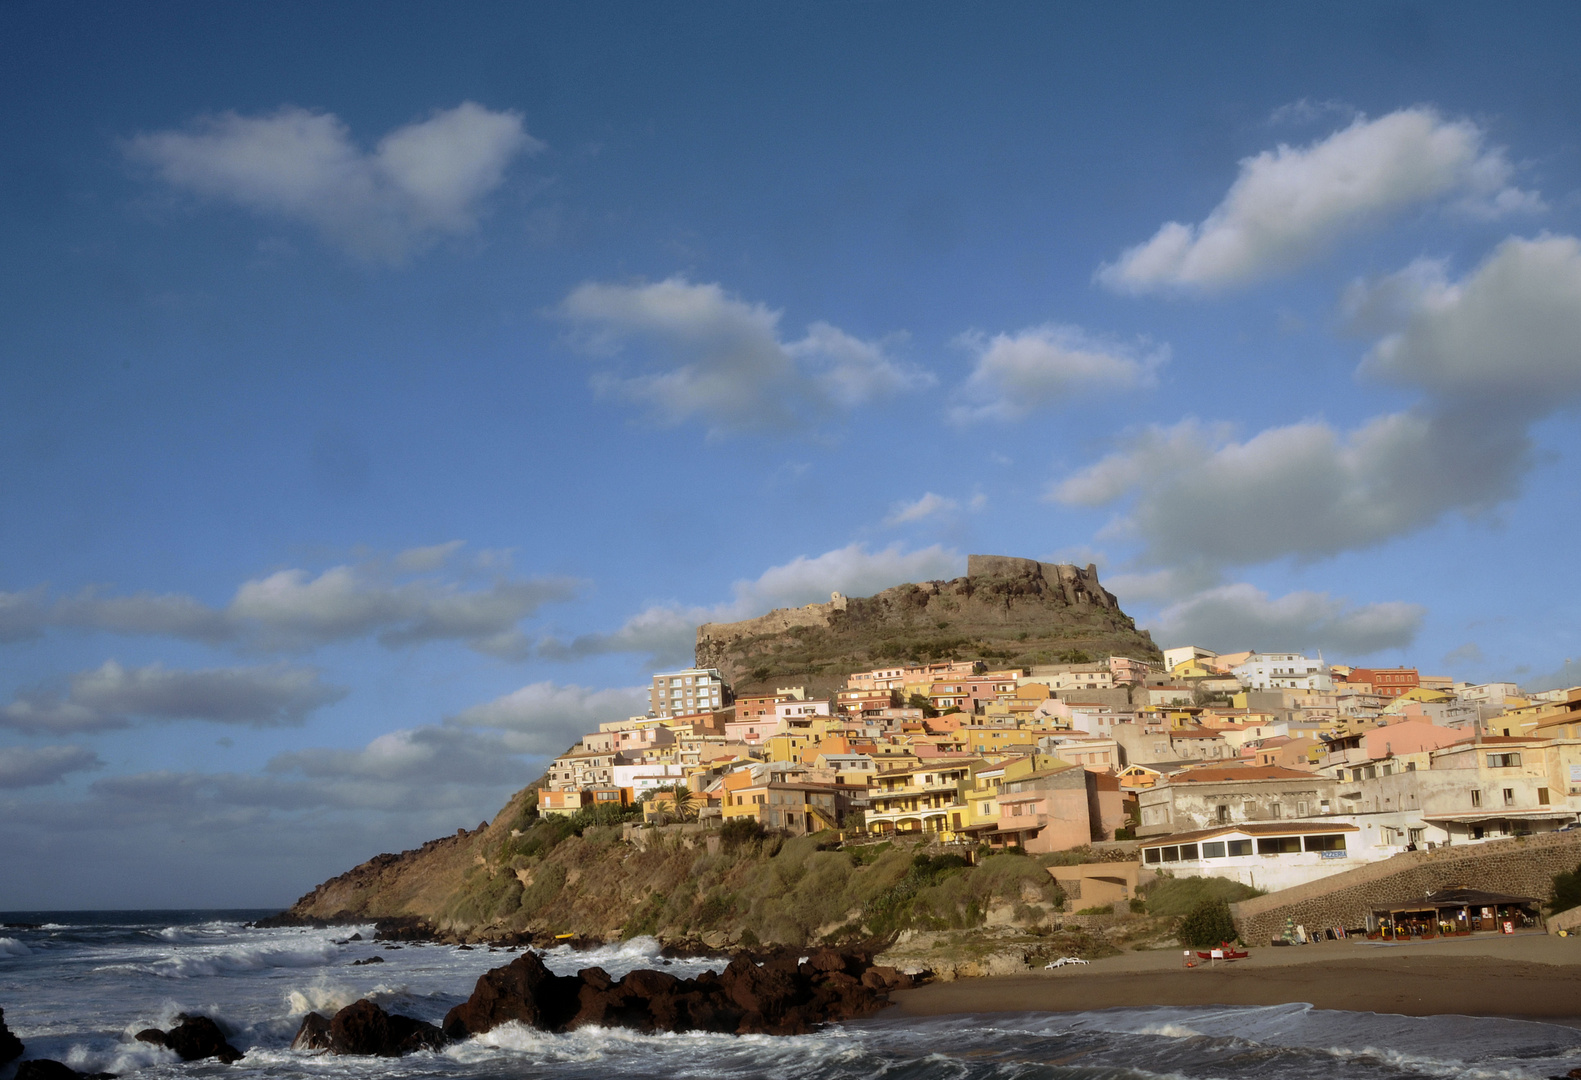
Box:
456, 945, 473, 951
445, 946, 894, 1039
134, 1015, 242, 1064
290, 1013, 332, 1051
1, 1005, 23, 1068
351, 956, 384, 966
348, 933, 363, 941
16, 1060, 115, 1080
442, 951, 581, 1038
300, 999, 444, 1057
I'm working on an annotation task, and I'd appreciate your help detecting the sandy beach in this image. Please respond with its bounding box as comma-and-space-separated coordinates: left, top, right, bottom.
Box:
890, 933, 1581, 1021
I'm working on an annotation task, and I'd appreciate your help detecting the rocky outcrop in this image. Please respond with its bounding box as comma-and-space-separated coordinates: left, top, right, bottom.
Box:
15, 1062, 115, 1080
696, 554, 1158, 695
443, 946, 909, 1039
133, 1015, 242, 1064
1, 1006, 22, 1068
290, 1000, 444, 1056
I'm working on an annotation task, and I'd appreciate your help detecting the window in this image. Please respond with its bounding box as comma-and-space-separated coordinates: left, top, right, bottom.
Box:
1227, 839, 1253, 856
1409, 828, 1425, 844
1303, 834, 1346, 852
1406, 762, 1416, 771
1471, 790, 1482, 807
1271, 803, 1282, 818
1161, 846, 1180, 862
1217, 804, 1229, 823
1179, 844, 1199, 860
1503, 788, 1515, 806
1143, 847, 1161, 864
1257, 836, 1302, 855
1539, 787, 1551, 805
1202, 841, 1227, 859
1487, 752, 1521, 768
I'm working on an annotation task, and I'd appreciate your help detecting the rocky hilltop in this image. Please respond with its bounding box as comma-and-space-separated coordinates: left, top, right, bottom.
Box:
697, 554, 1158, 696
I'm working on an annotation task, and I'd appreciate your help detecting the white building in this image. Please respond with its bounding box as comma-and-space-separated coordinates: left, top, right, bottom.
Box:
1140, 822, 1363, 891
1163, 645, 1218, 671
648, 667, 729, 718
1233, 653, 1333, 692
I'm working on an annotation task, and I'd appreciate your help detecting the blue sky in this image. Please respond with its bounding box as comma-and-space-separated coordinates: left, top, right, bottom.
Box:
4, 2, 1581, 908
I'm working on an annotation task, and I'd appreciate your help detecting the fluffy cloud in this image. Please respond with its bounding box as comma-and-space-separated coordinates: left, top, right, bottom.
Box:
1149, 583, 1425, 656
540, 543, 962, 665
885, 492, 959, 525
126, 103, 540, 262
448, 681, 649, 754
950, 325, 1165, 423
1357, 234, 1581, 406
229, 565, 572, 656
560, 277, 933, 434
1052, 412, 1526, 567
1058, 233, 1581, 569
0, 661, 346, 734
1, 544, 577, 658
0, 746, 103, 789
1100, 108, 1540, 293
266, 725, 529, 789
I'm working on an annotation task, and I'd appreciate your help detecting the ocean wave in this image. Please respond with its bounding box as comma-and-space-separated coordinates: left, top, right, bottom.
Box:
284, 978, 414, 1017
0, 937, 30, 957
96, 939, 341, 979
152, 921, 245, 944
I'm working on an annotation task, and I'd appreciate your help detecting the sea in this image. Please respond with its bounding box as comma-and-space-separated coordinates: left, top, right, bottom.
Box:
2, 910, 1580, 1080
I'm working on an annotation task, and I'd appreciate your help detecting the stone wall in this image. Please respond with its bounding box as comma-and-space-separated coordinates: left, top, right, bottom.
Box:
1230, 831, 1581, 943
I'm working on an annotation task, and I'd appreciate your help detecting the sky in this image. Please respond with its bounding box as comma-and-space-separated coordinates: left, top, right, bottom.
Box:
4, 1, 1581, 909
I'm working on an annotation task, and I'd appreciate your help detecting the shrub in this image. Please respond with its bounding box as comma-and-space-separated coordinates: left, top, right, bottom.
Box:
1550, 861, 1581, 915
1076, 905, 1114, 915
719, 817, 767, 849
518, 862, 567, 916
1177, 897, 1238, 948
1143, 874, 1264, 916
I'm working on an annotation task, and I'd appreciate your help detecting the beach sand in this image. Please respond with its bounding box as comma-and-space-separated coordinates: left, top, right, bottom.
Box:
889, 933, 1581, 1020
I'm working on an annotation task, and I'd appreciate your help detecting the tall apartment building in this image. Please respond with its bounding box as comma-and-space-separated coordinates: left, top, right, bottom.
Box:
649, 667, 731, 718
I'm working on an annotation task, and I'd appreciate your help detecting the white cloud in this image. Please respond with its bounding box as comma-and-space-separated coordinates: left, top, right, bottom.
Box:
1051, 412, 1526, 568
126, 103, 540, 262
1100, 107, 1540, 293
3, 545, 577, 658
886, 492, 960, 525
229, 565, 572, 656
950, 324, 1165, 423
539, 543, 962, 665
0, 746, 103, 789
561, 277, 931, 434
1150, 583, 1425, 657
1358, 234, 1581, 405
448, 681, 648, 754
266, 725, 528, 788
0, 661, 346, 734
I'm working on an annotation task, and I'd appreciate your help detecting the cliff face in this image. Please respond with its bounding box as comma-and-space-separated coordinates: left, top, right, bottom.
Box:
696, 554, 1158, 697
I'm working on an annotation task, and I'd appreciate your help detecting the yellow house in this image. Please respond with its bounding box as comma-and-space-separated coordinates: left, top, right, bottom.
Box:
765, 732, 815, 763
866, 759, 981, 837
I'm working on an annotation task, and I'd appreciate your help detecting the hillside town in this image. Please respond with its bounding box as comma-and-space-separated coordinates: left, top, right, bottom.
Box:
540, 642, 1581, 896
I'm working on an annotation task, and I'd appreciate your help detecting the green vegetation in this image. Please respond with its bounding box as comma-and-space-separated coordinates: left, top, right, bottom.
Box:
1142, 874, 1264, 916
1177, 897, 1238, 947
1549, 861, 1581, 915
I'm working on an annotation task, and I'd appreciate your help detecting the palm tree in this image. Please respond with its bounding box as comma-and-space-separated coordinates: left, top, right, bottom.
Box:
667, 783, 695, 822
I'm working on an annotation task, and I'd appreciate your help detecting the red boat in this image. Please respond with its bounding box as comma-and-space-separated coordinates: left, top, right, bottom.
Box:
1196, 946, 1248, 960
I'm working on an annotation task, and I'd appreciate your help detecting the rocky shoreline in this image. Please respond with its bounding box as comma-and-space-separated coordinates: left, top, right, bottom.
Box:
292, 943, 914, 1053
1, 943, 917, 1074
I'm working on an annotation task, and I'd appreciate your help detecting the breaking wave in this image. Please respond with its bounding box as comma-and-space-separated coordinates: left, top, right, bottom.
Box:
0, 937, 29, 957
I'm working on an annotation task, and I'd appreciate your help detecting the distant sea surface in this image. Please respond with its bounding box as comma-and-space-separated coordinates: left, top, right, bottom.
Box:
3, 910, 1580, 1079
